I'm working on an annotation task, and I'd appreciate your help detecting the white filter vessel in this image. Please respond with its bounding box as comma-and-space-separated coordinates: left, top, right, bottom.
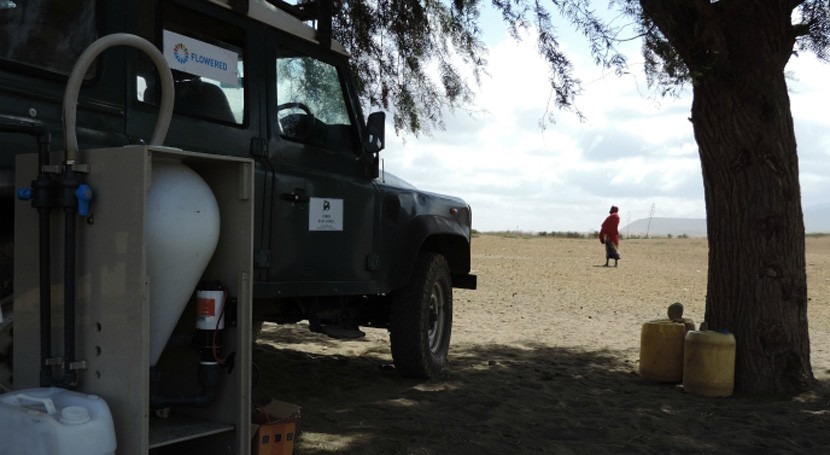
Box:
146, 159, 220, 366
0, 387, 117, 455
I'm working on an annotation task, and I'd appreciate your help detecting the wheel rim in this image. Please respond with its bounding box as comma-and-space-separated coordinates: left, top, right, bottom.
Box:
427, 280, 446, 353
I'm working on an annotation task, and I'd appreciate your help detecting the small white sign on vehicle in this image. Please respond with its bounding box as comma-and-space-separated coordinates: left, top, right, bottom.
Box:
309, 198, 343, 231
163, 30, 239, 87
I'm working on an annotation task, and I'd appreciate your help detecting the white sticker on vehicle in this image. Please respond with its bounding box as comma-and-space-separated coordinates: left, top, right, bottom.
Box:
163, 30, 239, 87
308, 198, 343, 231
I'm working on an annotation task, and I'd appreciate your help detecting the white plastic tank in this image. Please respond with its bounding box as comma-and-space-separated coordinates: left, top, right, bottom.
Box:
0, 387, 117, 455
146, 159, 220, 366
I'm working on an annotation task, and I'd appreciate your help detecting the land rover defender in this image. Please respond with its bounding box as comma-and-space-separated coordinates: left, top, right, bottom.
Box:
0, 0, 476, 384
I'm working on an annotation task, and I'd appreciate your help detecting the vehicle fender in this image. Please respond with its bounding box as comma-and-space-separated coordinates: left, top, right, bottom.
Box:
391, 215, 471, 290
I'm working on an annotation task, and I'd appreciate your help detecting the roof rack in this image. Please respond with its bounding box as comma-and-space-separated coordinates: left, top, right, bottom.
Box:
265, 0, 332, 46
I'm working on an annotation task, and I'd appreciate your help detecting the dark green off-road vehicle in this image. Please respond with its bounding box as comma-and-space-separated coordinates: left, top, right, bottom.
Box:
0, 0, 475, 380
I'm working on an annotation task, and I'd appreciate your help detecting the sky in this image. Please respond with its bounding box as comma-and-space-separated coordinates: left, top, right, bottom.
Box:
378, 7, 830, 233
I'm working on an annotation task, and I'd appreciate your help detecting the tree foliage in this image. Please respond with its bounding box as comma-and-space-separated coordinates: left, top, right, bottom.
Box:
328, 0, 829, 134
628, 1, 830, 90
332, 0, 486, 133
331, 0, 633, 133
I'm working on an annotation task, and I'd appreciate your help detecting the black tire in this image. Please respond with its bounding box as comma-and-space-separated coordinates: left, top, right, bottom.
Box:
390, 252, 452, 379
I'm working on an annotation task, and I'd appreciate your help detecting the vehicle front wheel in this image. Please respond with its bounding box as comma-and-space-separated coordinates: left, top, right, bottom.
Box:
390, 252, 452, 379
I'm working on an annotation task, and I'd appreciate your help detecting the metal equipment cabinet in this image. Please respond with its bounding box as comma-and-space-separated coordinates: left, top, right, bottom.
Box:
14, 145, 254, 454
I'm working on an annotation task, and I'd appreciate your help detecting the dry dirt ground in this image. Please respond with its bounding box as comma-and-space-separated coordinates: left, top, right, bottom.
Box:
253, 234, 830, 454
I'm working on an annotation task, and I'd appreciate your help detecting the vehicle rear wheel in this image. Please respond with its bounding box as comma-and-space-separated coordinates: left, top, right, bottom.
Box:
390, 252, 452, 379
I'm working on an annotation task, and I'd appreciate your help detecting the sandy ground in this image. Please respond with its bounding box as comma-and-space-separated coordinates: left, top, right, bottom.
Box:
253, 234, 830, 454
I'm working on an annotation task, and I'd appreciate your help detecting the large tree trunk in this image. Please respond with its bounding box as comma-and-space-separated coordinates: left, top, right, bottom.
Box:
686, 10, 813, 394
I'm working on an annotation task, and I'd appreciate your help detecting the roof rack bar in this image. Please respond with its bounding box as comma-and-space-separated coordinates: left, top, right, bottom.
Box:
316, 0, 332, 48
265, 0, 333, 47
264, 0, 316, 22
264, 0, 332, 47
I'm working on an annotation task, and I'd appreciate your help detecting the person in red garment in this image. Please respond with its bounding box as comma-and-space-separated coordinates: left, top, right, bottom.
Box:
599, 205, 621, 267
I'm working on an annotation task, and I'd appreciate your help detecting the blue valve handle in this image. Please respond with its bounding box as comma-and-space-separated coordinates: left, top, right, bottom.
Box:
75, 184, 92, 217
18, 184, 93, 216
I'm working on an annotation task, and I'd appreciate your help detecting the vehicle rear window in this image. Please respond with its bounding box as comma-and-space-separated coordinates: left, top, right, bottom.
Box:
136, 3, 245, 125
0, 0, 97, 76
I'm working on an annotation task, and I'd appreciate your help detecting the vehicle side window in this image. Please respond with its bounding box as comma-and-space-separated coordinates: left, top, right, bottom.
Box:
136, 4, 245, 125
276, 53, 355, 151
0, 0, 97, 77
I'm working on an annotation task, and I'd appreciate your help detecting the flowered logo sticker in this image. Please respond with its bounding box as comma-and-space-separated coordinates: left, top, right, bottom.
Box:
172, 43, 189, 64
162, 30, 239, 86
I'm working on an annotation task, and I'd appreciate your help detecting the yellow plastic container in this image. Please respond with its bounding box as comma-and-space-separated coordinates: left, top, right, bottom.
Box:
639, 319, 687, 383
683, 330, 736, 397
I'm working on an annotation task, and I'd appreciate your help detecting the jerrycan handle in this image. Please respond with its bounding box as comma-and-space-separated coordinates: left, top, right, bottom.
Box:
16, 394, 58, 415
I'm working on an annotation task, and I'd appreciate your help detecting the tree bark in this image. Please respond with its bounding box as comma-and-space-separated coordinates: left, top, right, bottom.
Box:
684, 6, 813, 395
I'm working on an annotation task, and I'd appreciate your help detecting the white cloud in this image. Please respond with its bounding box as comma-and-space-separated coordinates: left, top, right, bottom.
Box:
381, 20, 830, 233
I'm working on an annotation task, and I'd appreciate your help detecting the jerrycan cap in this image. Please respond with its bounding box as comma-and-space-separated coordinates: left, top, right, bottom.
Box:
60, 405, 91, 425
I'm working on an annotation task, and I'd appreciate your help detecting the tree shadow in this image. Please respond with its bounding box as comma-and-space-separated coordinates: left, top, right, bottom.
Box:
252, 330, 830, 454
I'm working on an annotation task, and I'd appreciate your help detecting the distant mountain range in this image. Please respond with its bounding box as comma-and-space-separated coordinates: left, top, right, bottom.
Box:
621, 217, 707, 237
621, 206, 830, 237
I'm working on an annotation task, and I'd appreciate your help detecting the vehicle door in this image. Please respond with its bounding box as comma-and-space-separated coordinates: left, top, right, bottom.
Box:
258, 34, 378, 296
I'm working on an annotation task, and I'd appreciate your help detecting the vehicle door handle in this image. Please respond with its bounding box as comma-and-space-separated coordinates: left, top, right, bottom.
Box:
281, 192, 310, 203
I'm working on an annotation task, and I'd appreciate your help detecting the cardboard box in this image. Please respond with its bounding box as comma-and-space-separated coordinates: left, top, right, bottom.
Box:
252, 400, 301, 455
254, 420, 296, 455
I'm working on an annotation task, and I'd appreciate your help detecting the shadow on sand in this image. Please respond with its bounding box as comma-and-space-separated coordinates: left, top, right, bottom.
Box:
252, 325, 830, 454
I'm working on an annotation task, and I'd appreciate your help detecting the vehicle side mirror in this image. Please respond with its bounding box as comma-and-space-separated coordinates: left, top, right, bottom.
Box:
365, 111, 385, 154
